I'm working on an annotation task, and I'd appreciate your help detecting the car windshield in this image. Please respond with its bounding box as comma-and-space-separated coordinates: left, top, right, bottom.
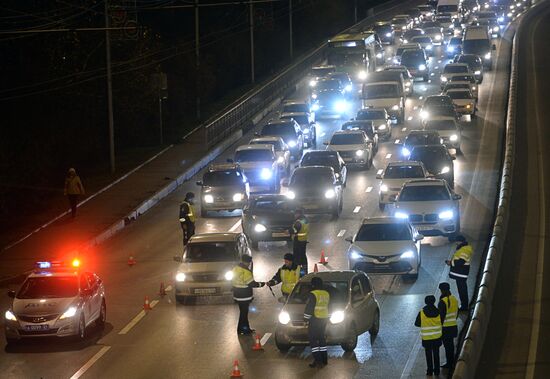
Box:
291, 170, 333, 186
406, 133, 440, 146
450, 75, 475, 83
250, 139, 283, 150
357, 110, 386, 120
457, 56, 480, 66
437, 5, 458, 12
17, 276, 79, 299
425, 27, 441, 34
302, 154, 339, 170
385, 165, 425, 178
235, 149, 273, 162
317, 79, 341, 91
444, 65, 468, 74
281, 115, 308, 125
446, 90, 472, 99
252, 199, 294, 212
412, 36, 431, 43
410, 146, 448, 163
283, 104, 307, 113
362, 84, 398, 99
399, 185, 450, 201
185, 242, 238, 262
425, 96, 452, 107
425, 120, 456, 130
356, 223, 412, 241
330, 133, 363, 145
400, 50, 425, 65
262, 123, 295, 137
203, 170, 244, 186
288, 281, 348, 305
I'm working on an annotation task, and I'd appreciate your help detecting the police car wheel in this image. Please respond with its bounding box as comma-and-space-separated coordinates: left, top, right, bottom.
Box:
96, 300, 106, 328
341, 323, 358, 352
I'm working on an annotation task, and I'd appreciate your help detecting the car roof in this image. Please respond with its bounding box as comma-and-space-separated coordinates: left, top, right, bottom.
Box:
188, 232, 241, 243
28, 270, 79, 278
280, 112, 308, 118
332, 130, 364, 136
402, 178, 447, 187
209, 163, 240, 171
282, 100, 307, 105
235, 144, 273, 152
387, 160, 424, 167
361, 216, 410, 224
300, 270, 358, 282
293, 165, 335, 174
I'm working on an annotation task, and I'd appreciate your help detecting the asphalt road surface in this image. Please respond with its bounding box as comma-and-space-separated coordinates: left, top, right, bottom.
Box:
0, 16, 517, 379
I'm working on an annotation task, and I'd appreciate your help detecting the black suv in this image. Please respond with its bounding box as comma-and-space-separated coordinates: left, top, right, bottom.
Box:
408, 145, 455, 187
300, 150, 348, 187
400, 49, 429, 81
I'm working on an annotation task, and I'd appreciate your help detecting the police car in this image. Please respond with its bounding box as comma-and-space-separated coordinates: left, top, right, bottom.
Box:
4, 260, 106, 344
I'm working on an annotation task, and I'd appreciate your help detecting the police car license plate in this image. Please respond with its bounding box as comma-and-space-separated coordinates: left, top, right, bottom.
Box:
194, 288, 217, 295
25, 324, 49, 331
272, 231, 289, 238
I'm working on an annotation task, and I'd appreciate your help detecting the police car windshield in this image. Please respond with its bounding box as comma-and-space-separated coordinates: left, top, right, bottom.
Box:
235, 149, 273, 162
17, 276, 79, 299
385, 165, 425, 178
356, 223, 412, 241
399, 185, 450, 201
185, 242, 238, 262
288, 281, 348, 305
203, 171, 244, 186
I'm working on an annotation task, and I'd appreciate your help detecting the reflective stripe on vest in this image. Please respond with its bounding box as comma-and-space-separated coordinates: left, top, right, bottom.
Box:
311, 290, 330, 319
295, 218, 309, 242
232, 265, 253, 288
442, 295, 458, 327
182, 201, 196, 223
280, 266, 301, 294
420, 310, 442, 340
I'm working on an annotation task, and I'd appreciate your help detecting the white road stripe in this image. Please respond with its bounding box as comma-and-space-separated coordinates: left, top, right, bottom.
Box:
407, 116, 413, 121
320, 132, 326, 137
165, 285, 172, 292
394, 139, 400, 144
229, 219, 241, 232
353, 206, 361, 213
260, 333, 272, 346
69, 346, 111, 379
385, 153, 392, 159
376, 169, 384, 175
435, 66, 439, 69
366, 186, 373, 193
118, 300, 159, 335
401, 127, 407, 132
337, 230, 346, 237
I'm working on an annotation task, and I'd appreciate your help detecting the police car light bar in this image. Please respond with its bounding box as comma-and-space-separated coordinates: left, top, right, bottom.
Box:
36, 261, 52, 269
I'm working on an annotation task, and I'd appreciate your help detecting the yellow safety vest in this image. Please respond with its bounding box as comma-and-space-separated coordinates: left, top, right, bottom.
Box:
232, 265, 253, 288
452, 245, 472, 266
280, 266, 301, 294
311, 290, 330, 319
420, 310, 442, 341
442, 295, 459, 327
182, 201, 196, 223
294, 217, 309, 242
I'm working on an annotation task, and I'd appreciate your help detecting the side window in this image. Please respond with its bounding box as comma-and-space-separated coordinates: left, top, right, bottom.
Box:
85, 272, 97, 290
351, 277, 364, 304
79, 275, 90, 291
358, 275, 372, 294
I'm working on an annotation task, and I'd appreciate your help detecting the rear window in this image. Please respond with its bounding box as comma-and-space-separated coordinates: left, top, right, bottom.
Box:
356, 223, 412, 241
412, 36, 431, 44
425, 120, 457, 130
450, 75, 475, 83
262, 123, 296, 136
301, 153, 339, 169
362, 84, 399, 99
446, 90, 472, 99
406, 133, 441, 146
185, 242, 238, 262
282, 104, 307, 113
330, 133, 364, 145
399, 185, 450, 201
235, 149, 273, 162
385, 165, 425, 179
203, 170, 244, 186
17, 276, 79, 299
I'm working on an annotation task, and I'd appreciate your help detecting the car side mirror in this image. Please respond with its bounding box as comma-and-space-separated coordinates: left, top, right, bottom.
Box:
7, 290, 15, 298
492, 44, 496, 50
453, 194, 462, 200
415, 234, 424, 241
196, 180, 203, 186
388, 194, 397, 202
376, 173, 383, 179
173, 256, 183, 263
226, 159, 234, 163
345, 236, 353, 243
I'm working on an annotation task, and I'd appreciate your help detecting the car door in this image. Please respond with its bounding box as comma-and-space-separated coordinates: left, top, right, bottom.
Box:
357, 274, 377, 332
85, 272, 102, 322
79, 274, 93, 324
349, 276, 368, 332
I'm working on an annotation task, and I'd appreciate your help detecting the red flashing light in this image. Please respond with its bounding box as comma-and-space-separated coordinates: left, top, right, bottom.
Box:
71, 259, 80, 268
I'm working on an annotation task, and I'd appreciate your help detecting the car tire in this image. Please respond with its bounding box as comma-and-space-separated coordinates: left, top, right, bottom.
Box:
275, 335, 291, 352
379, 203, 385, 211
96, 300, 106, 329
341, 323, 358, 352
77, 315, 86, 341
369, 310, 380, 344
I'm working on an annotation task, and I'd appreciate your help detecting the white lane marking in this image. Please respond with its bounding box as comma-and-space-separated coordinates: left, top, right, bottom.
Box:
366, 186, 373, 193
438, 60, 442, 63
407, 116, 413, 121
353, 206, 361, 213
69, 346, 111, 379
320, 132, 326, 137
394, 139, 400, 144
260, 333, 272, 346
435, 66, 439, 69
401, 127, 407, 132
229, 219, 241, 232
385, 153, 392, 159
118, 300, 160, 335
337, 229, 346, 237
376, 169, 384, 175
165, 285, 172, 292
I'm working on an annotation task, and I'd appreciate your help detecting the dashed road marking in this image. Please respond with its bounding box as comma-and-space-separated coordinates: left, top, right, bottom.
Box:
118, 300, 159, 335
229, 219, 241, 232
353, 206, 361, 213
407, 116, 413, 121
394, 139, 400, 144
377, 169, 384, 175
419, 96, 423, 100
260, 333, 272, 346
337, 229, 346, 237
366, 186, 373, 193
69, 346, 112, 379
385, 153, 392, 159
165, 285, 172, 292
401, 127, 407, 131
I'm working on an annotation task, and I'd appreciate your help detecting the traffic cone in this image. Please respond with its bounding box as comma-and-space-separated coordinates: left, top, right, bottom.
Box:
159, 282, 166, 296
318, 249, 328, 264
127, 256, 136, 266
143, 296, 152, 310
313, 263, 319, 273
230, 360, 243, 378
252, 334, 263, 351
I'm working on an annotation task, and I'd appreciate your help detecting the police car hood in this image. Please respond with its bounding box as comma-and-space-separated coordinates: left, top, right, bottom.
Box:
13, 296, 76, 316
394, 200, 455, 214
178, 261, 237, 275
351, 240, 415, 256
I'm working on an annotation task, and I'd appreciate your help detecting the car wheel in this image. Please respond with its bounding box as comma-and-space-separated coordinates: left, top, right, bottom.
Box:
369, 310, 380, 344
96, 300, 106, 329
379, 203, 385, 211
341, 323, 358, 352
275, 335, 291, 352
77, 315, 86, 341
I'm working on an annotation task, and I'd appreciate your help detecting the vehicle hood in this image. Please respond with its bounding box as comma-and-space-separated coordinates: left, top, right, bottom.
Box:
350, 240, 415, 256
281, 302, 348, 320
394, 200, 455, 213
327, 143, 366, 152
362, 98, 400, 107
381, 178, 414, 190
238, 161, 274, 171
289, 184, 334, 197
177, 261, 237, 275
246, 211, 294, 226
13, 296, 76, 316
452, 99, 473, 106
435, 129, 459, 138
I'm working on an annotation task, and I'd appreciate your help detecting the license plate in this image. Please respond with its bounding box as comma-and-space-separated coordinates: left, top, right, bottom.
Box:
343, 157, 353, 162
194, 288, 217, 295
25, 324, 49, 331
272, 232, 289, 238
416, 225, 434, 231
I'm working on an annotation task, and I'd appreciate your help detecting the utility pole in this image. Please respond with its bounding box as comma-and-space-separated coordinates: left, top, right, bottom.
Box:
105, 0, 116, 173
195, 0, 201, 120
354, 0, 358, 24
249, 1, 255, 83
289, 0, 293, 59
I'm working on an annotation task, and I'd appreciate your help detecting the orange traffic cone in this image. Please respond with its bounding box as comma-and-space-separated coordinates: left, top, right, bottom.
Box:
319, 250, 328, 264
313, 263, 319, 273
252, 334, 263, 351
143, 296, 152, 310
127, 256, 136, 266
159, 282, 166, 296
230, 360, 243, 378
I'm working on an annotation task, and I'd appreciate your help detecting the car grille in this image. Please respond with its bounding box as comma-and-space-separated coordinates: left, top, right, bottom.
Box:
192, 274, 220, 282
18, 314, 59, 323
409, 214, 438, 223
19, 328, 59, 336
365, 253, 401, 263
354, 261, 413, 273
338, 151, 354, 158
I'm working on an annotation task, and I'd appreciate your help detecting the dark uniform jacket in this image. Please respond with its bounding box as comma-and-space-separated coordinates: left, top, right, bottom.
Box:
449, 241, 471, 278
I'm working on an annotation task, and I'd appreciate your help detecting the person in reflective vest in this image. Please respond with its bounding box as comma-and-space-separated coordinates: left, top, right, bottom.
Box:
231, 254, 265, 335
438, 282, 459, 370
179, 192, 196, 246
267, 253, 302, 299
304, 277, 330, 368
445, 235, 472, 311
291, 209, 309, 275
415, 295, 442, 376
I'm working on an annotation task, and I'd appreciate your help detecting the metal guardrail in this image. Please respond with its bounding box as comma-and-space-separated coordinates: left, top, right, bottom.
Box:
452, 22, 519, 379
203, 0, 418, 148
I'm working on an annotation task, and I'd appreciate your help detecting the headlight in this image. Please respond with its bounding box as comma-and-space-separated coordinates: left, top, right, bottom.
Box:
303, 127, 310, 134
349, 251, 362, 260
325, 189, 336, 199
484, 52, 491, 60
260, 168, 273, 180
358, 70, 367, 80
309, 80, 317, 87
466, 104, 471, 109
380, 184, 388, 192
355, 150, 364, 157
345, 84, 352, 92
279, 311, 291, 324
449, 134, 458, 141
311, 103, 320, 111
277, 156, 285, 164
420, 110, 429, 119
498, 16, 504, 22
330, 310, 345, 324
204, 194, 214, 203
285, 190, 296, 199
224, 271, 234, 281
447, 46, 455, 52
438, 210, 454, 220
474, 70, 481, 75
385, 32, 392, 37
175, 272, 186, 282
507, 12, 513, 17
419, 64, 427, 71
402, 26, 407, 30
392, 104, 399, 111
441, 166, 450, 174
426, 45, 433, 50
334, 100, 349, 112
405, 82, 411, 87
441, 76, 448, 82
59, 306, 78, 320
311, 93, 317, 99
5, 310, 16, 321
493, 26, 500, 32
254, 223, 267, 233
402, 147, 411, 156
435, 34, 442, 40
233, 193, 243, 202
395, 211, 409, 219
472, 86, 477, 90
485, 3, 490, 8
400, 250, 415, 259
378, 124, 387, 130
376, 52, 383, 59
403, 39, 408, 44
288, 140, 297, 148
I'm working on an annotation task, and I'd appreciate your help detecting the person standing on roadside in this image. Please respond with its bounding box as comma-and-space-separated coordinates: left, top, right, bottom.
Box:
267, 253, 302, 301
291, 208, 309, 275
231, 254, 265, 335
179, 192, 196, 246
445, 235, 472, 311
64, 168, 85, 218
438, 282, 459, 370
304, 276, 330, 368
415, 295, 442, 377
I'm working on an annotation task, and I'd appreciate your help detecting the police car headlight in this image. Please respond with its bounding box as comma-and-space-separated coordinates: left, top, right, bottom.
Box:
311, 103, 320, 111
345, 84, 352, 92
439, 210, 454, 220
277, 156, 285, 164
484, 52, 491, 60
358, 70, 368, 80
303, 127, 310, 134
288, 140, 297, 148
441, 166, 450, 174
59, 306, 78, 320
5, 310, 16, 321
279, 311, 291, 325
419, 64, 427, 71
400, 250, 415, 259
385, 32, 392, 37
254, 223, 267, 233
325, 189, 336, 199
330, 310, 345, 324
392, 104, 399, 111
474, 70, 481, 75
380, 184, 389, 192
285, 190, 296, 200
349, 251, 362, 260
260, 168, 273, 180
224, 271, 234, 281
233, 193, 243, 202
204, 194, 214, 203
395, 211, 409, 219
309, 80, 317, 87
175, 272, 186, 282
447, 46, 455, 52
378, 124, 387, 130
450, 134, 458, 141
334, 100, 349, 112
402, 147, 411, 157
493, 26, 500, 32
376, 52, 383, 59
355, 150, 364, 157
